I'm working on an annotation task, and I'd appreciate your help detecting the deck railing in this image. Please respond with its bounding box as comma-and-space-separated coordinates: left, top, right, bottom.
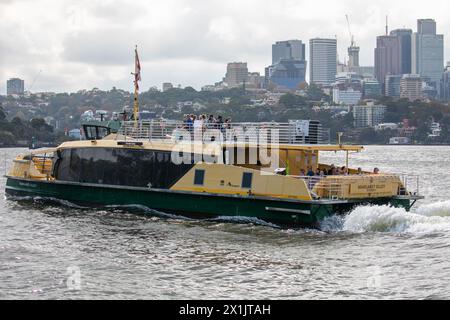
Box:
116, 120, 331, 145
291, 174, 421, 200
290, 176, 345, 200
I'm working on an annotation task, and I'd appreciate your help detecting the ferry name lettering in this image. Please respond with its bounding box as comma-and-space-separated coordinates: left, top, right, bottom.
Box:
19, 182, 37, 188
357, 184, 386, 190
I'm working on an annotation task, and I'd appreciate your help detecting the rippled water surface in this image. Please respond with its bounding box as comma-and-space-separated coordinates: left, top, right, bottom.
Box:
1, 146, 450, 299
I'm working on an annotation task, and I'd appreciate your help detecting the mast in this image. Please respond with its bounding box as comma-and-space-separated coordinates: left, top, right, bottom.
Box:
132, 45, 141, 127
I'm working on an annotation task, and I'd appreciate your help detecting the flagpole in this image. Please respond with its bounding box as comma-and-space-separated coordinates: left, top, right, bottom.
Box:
133, 45, 140, 128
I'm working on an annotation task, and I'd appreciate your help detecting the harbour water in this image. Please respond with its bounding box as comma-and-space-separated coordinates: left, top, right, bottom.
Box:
1, 146, 450, 299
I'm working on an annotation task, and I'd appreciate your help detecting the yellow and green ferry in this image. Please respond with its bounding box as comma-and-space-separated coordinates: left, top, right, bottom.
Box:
3, 48, 423, 228
4, 119, 423, 228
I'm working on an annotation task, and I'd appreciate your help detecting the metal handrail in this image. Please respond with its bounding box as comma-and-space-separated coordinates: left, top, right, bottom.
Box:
289, 175, 345, 200
290, 174, 421, 200
117, 120, 331, 145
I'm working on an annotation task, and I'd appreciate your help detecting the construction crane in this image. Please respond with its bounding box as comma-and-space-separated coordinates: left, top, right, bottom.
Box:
345, 14, 355, 47
28, 70, 42, 92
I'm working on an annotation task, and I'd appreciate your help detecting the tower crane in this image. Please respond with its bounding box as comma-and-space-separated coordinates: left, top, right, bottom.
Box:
345, 14, 355, 47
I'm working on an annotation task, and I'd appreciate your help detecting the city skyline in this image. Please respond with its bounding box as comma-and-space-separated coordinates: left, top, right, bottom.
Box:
1, 0, 449, 93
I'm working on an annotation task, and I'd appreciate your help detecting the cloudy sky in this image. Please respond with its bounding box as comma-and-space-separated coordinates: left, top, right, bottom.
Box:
0, 0, 449, 93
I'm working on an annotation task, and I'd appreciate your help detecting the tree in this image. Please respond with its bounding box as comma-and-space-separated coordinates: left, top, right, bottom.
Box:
306, 83, 326, 101
0, 105, 5, 121
279, 93, 307, 109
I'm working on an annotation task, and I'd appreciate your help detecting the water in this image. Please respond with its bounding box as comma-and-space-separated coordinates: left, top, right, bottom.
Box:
1, 146, 450, 299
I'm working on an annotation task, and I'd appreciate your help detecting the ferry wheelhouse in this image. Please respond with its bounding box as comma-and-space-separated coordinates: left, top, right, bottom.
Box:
5, 119, 423, 228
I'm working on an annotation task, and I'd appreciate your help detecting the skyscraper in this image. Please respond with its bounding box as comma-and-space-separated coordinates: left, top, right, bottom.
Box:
224, 62, 248, 88
266, 40, 307, 90
348, 45, 360, 68
6, 78, 25, 95
412, 19, 444, 94
309, 38, 337, 86
390, 29, 412, 74
266, 60, 307, 90
272, 40, 305, 65
374, 35, 401, 91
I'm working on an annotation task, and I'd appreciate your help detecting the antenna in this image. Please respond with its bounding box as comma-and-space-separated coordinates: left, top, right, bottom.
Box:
386, 15, 389, 35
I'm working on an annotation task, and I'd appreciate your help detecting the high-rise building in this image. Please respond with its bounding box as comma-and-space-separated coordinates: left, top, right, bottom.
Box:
309, 38, 337, 86
374, 35, 401, 91
417, 19, 436, 35
390, 29, 413, 74
400, 74, 423, 102
348, 45, 360, 68
440, 63, 450, 102
266, 40, 307, 90
272, 40, 306, 65
6, 78, 25, 95
266, 59, 307, 90
353, 102, 387, 128
224, 62, 248, 88
385, 75, 403, 98
412, 19, 444, 94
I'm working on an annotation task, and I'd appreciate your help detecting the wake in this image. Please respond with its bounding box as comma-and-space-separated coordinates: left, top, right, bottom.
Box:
339, 201, 450, 234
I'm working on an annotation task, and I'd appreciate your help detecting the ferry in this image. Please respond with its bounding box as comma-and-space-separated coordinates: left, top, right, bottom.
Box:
3, 48, 424, 228
4, 118, 424, 228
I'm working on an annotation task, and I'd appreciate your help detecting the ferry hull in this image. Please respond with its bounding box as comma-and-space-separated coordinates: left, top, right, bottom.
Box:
5, 177, 412, 228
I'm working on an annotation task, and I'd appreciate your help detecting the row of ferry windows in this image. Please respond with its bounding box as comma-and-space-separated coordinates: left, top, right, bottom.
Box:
194, 170, 253, 189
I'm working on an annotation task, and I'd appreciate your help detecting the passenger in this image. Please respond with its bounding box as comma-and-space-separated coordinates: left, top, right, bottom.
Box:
373, 167, 380, 174
207, 114, 215, 129
315, 169, 322, 176
357, 167, 363, 175
307, 167, 315, 177
216, 115, 224, 131
341, 166, 349, 175
300, 169, 306, 177
327, 164, 336, 176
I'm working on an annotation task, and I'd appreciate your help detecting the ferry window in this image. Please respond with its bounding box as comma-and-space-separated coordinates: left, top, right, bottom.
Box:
97, 127, 109, 139
194, 170, 205, 186
85, 126, 97, 140
242, 172, 253, 189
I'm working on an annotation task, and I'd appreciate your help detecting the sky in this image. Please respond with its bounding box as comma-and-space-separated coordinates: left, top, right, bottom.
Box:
1, 0, 449, 94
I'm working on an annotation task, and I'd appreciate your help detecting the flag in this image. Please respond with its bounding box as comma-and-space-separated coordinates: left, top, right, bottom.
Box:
134, 47, 141, 90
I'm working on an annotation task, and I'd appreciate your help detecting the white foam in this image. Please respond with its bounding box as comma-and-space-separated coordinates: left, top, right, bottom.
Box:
416, 200, 450, 217
342, 203, 450, 234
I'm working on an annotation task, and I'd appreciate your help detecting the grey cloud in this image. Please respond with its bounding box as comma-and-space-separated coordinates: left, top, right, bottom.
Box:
1, 0, 450, 93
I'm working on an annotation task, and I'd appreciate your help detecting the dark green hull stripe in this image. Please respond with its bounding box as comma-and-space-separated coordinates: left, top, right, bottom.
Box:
5, 177, 412, 227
